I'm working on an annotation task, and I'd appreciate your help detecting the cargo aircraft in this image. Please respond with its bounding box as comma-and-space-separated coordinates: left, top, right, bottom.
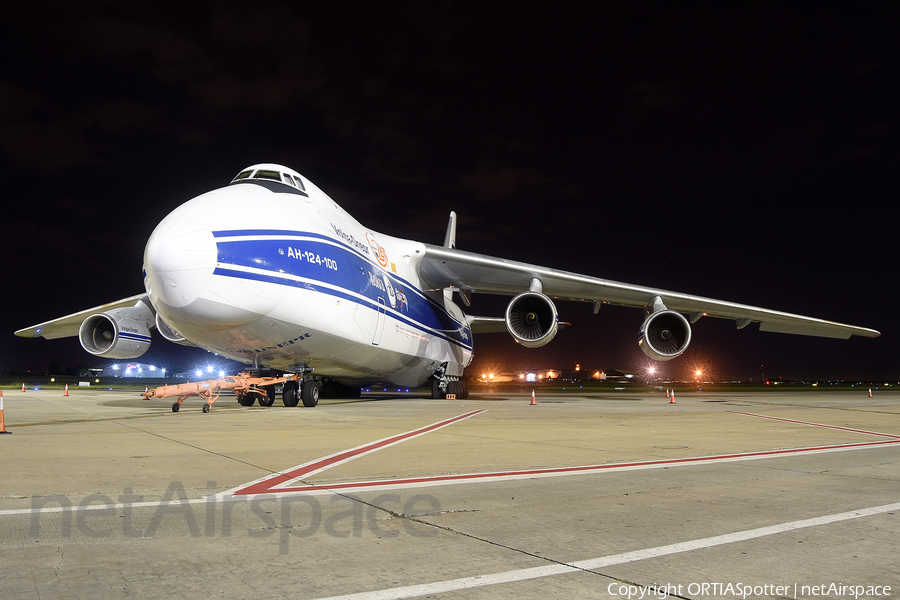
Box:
16, 164, 880, 408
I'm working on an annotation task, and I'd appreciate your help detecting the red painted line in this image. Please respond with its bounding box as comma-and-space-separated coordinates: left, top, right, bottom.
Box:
726, 411, 900, 439
247, 439, 900, 495
233, 409, 485, 495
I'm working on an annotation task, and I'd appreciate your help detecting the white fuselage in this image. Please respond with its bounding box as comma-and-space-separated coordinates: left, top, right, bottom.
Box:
142, 168, 473, 387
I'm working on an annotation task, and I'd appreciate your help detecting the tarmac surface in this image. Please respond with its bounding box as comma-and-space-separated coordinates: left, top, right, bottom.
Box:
0, 385, 898, 599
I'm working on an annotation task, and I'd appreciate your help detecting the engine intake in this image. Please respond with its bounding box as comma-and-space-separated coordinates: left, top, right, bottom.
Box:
639, 310, 691, 361
505, 291, 558, 348
79, 306, 153, 359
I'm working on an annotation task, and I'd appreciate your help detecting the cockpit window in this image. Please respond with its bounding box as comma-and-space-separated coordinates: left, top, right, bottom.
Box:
228, 167, 310, 198
254, 170, 282, 181
231, 169, 254, 183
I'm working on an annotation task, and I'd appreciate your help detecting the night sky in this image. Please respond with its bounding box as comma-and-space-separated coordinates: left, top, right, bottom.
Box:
2, 3, 896, 381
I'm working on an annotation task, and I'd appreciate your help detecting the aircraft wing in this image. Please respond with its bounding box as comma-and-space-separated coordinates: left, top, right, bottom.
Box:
419, 245, 880, 340
15, 293, 151, 340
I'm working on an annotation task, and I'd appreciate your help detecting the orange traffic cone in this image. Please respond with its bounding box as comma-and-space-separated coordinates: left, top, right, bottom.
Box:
669, 390, 676, 404
530, 390, 536, 405
868, 388, 873, 398
0, 391, 10, 434
64, 384, 69, 397
21, 383, 25, 392
666, 389, 670, 399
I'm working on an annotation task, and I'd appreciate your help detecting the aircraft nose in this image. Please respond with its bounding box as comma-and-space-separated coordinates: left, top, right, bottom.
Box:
144, 212, 217, 309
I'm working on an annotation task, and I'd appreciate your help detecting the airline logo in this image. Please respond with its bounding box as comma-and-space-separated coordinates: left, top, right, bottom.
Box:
366, 232, 388, 267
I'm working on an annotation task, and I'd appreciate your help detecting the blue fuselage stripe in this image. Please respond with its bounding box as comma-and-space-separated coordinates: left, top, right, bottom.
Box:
212, 231, 473, 350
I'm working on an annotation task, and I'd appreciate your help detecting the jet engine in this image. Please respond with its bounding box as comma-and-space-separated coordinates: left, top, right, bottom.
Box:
155, 313, 196, 346
639, 309, 691, 361
79, 305, 153, 359
505, 291, 558, 348
155, 313, 185, 343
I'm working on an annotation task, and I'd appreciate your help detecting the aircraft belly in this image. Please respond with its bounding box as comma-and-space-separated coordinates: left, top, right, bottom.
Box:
189, 286, 468, 386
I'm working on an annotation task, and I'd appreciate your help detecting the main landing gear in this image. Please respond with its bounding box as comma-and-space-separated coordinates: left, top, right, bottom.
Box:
280, 378, 362, 407
281, 380, 319, 407
431, 379, 469, 399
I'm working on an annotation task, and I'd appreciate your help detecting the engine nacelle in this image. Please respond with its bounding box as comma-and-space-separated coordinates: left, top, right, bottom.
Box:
639, 309, 691, 361
79, 306, 153, 359
155, 313, 196, 346
505, 291, 558, 348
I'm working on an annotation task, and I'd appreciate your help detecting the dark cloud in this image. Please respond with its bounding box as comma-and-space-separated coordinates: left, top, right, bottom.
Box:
2, 2, 897, 379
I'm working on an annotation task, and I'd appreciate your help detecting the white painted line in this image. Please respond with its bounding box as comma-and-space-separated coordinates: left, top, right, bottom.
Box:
312, 502, 900, 600
727, 411, 900, 439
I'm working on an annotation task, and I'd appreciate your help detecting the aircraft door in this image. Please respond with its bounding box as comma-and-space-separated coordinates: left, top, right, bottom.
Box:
372, 297, 386, 345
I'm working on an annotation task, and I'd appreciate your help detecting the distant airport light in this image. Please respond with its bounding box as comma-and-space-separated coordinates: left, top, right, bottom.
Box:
195, 369, 203, 378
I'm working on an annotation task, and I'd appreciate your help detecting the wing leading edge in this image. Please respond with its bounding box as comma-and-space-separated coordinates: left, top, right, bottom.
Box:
419, 245, 879, 340
15, 293, 151, 340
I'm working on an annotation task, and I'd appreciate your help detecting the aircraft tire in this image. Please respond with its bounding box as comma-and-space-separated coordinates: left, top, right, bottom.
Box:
282, 381, 300, 407
301, 381, 319, 407
431, 380, 443, 399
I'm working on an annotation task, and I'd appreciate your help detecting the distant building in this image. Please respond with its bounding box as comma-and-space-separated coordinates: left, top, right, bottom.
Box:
478, 365, 637, 383
98, 362, 169, 378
